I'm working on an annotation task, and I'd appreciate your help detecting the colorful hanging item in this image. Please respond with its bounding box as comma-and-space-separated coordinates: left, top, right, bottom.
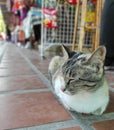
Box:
66, 0, 77, 4
43, 8, 58, 28
85, 0, 96, 30
11, 0, 27, 25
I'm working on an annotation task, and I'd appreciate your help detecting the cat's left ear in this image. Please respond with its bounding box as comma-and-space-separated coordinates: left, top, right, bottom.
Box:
88, 46, 106, 63
62, 45, 75, 60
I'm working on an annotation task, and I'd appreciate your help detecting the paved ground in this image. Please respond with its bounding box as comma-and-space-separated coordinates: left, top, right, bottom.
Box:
0, 42, 114, 130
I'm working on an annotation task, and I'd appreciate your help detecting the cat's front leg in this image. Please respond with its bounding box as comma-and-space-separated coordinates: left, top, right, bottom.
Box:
60, 99, 74, 111
92, 103, 108, 115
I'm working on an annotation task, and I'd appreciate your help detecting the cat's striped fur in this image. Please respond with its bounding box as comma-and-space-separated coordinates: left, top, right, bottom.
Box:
48, 45, 109, 115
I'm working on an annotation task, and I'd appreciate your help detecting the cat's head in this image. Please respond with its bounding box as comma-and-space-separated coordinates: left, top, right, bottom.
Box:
61, 45, 106, 95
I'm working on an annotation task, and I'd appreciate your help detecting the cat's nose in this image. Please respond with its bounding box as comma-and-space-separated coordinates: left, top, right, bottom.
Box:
61, 88, 66, 92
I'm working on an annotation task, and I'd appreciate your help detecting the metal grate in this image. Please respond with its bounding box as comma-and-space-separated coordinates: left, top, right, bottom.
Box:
41, 0, 94, 56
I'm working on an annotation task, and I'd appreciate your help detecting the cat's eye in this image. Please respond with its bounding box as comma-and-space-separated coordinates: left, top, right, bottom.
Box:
96, 65, 100, 72
65, 78, 74, 86
68, 78, 75, 83
91, 64, 100, 73
93, 65, 100, 73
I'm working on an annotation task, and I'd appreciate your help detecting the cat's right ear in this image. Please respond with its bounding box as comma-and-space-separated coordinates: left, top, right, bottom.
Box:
86, 46, 106, 64
62, 45, 75, 60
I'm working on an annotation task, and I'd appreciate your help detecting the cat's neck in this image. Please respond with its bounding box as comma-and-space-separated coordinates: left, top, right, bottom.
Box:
93, 75, 107, 92
85, 75, 106, 93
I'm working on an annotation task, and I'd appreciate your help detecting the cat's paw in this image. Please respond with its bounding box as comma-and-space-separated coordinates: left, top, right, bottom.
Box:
92, 106, 106, 115
61, 102, 74, 111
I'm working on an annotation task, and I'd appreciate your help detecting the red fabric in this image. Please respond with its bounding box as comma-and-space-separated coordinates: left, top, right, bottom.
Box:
66, 0, 77, 4
12, 3, 20, 10
18, 30, 25, 42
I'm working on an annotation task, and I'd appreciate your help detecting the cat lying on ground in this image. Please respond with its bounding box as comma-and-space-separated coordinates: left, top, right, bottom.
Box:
48, 45, 109, 115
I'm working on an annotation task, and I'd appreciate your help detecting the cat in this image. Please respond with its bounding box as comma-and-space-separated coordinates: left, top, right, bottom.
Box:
48, 45, 109, 115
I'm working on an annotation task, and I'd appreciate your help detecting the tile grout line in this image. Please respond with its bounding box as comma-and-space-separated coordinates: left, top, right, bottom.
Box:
0, 45, 113, 130
17, 48, 52, 91
0, 42, 8, 63
69, 111, 95, 130
0, 45, 50, 95
0, 74, 39, 78
11, 120, 82, 130
0, 88, 50, 95
82, 112, 114, 123
0, 46, 84, 130
17, 48, 114, 130
18, 49, 96, 130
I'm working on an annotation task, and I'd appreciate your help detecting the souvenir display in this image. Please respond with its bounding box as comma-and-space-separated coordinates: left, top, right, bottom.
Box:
43, 8, 58, 28
85, 0, 96, 30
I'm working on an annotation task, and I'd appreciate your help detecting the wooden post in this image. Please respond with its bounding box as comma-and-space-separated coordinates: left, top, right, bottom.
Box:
101, 0, 105, 10
78, 0, 87, 51
91, 1, 97, 52
91, 29, 96, 52
94, 0, 102, 50
72, 0, 80, 51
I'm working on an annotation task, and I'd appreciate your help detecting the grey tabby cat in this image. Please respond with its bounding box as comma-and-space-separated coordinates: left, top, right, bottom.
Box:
48, 45, 109, 115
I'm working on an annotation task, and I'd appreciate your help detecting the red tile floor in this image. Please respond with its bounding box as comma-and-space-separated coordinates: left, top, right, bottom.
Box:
0, 42, 114, 130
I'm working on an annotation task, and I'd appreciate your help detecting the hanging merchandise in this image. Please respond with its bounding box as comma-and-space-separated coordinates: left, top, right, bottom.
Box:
12, 1, 20, 14
43, 8, 58, 28
66, 0, 77, 4
12, 0, 27, 25
85, 0, 96, 30
65, 0, 83, 9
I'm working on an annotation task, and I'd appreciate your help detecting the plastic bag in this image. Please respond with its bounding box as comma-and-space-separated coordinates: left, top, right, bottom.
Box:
43, 8, 58, 28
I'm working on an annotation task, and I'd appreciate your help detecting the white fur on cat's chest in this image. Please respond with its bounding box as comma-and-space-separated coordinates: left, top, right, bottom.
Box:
53, 76, 109, 114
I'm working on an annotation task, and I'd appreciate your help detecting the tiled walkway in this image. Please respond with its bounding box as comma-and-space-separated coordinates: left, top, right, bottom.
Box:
0, 42, 114, 130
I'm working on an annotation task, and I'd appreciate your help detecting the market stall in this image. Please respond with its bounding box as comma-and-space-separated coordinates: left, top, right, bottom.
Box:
40, 0, 104, 56
6, 0, 42, 48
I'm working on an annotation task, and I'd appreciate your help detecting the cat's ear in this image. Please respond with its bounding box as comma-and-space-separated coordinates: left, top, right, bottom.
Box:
88, 46, 106, 63
62, 45, 75, 60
